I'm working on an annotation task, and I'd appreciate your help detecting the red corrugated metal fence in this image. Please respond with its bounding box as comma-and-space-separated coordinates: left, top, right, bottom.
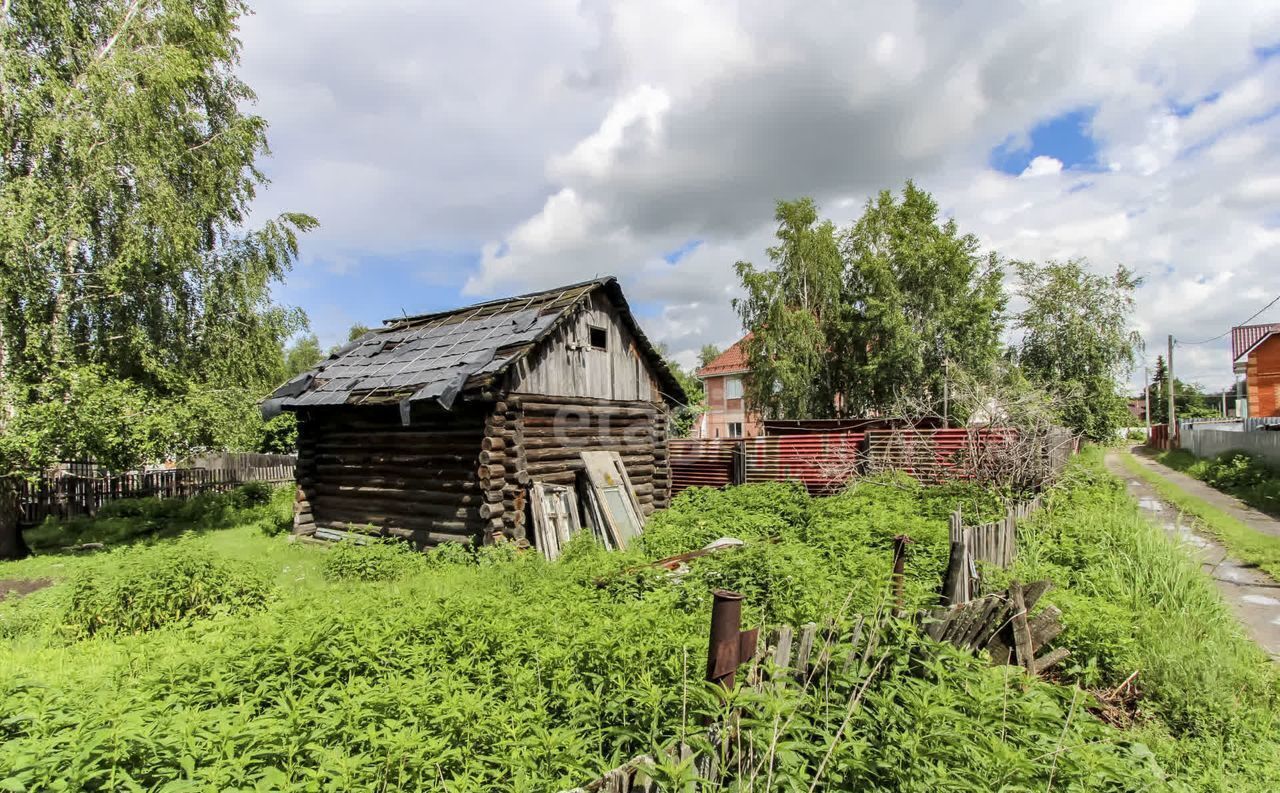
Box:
670, 439, 740, 496
865, 428, 1014, 480
743, 432, 865, 494
670, 428, 1026, 496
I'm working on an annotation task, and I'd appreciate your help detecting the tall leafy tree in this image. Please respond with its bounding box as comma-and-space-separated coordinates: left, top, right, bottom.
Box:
734, 198, 844, 419
697, 344, 722, 370
650, 342, 705, 437
734, 185, 1005, 419
1014, 260, 1142, 441
284, 334, 325, 379
838, 182, 1006, 413
0, 0, 314, 557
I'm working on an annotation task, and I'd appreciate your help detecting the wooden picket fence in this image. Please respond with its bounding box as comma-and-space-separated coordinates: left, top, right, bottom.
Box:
16, 458, 295, 525
941, 493, 1046, 605
562, 610, 896, 792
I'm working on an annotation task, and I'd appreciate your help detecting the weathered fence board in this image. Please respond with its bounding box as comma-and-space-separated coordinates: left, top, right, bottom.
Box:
942, 493, 1046, 606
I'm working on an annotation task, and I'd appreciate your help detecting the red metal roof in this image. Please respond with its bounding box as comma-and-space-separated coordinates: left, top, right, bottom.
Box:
1232, 323, 1280, 362
697, 334, 751, 377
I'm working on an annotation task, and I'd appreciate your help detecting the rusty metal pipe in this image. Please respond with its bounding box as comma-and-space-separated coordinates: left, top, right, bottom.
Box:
707, 589, 745, 689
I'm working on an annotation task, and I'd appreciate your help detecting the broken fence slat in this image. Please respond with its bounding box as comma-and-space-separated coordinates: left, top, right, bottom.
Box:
1010, 582, 1036, 673
843, 615, 867, 674
1021, 580, 1052, 612
1032, 647, 1071, 675
1028, 605, 1064, 647
795, 623, 818, 676
772, 625, 794, 670
957, 595, 1001, 650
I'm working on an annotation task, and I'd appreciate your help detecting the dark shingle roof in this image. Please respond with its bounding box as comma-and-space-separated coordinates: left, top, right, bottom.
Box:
263, 277, 684, 416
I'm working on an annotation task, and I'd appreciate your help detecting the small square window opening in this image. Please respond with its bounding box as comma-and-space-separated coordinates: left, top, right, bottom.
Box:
728, 422, 743, 438
588, 325, 608, 350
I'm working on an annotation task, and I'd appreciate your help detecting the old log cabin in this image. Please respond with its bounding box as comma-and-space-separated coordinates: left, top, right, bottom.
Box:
262, 277, 686, 547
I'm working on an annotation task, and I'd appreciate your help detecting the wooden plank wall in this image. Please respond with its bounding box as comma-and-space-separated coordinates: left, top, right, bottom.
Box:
293, 405, 491, 546
509, 291, 665, 403
511, 393, 671, 515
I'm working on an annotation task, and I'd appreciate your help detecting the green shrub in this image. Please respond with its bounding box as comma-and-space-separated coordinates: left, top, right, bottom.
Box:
228, 481, 274, 509
321, 539, 424, 582
426, 539, 476, 567
256, 486, 296, 536
25, 483, 293, 550
63, 535, 274, 637
1202, 452, 1271, 490
639, 482, 811, 558
1157, 448, 1280, 519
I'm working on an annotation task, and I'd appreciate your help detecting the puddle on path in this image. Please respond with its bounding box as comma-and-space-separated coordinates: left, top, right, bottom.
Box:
1241, 594, 1280, 607
1219, 565, 1246, 582
1137, 497, 1165, 513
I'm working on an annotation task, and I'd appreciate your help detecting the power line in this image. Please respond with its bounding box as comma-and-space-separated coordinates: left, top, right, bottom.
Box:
1178, 293, 1280, 345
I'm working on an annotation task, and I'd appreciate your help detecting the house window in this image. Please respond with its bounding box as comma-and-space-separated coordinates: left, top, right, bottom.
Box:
728, 422, 743, 438
725, 376, 744, 400
588, 325, 608, 351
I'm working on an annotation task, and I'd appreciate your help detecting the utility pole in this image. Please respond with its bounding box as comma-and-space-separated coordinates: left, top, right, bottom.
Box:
1167, 335, 1177, 443
1144, 365, 1151, 435
942, 358, 950, 428
1221, 389, 1227, 417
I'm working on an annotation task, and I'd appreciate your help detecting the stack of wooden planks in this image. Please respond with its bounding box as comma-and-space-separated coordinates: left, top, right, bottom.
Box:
922, 580, 1069, 675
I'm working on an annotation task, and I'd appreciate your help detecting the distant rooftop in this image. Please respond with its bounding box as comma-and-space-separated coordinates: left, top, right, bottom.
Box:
1232, 323, 1280, 362
697, 334, 751, 377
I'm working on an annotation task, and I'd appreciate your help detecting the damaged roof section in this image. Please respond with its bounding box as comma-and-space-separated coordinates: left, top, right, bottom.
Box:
263, 277, 685, 417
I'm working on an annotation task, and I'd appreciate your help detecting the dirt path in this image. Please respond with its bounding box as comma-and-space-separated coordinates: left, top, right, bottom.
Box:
0, 578, 52, 602
1127, 447, 1280, 540
1104, 450, 1280, 661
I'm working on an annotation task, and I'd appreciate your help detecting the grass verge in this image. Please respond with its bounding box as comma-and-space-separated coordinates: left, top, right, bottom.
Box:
1001, 447, 1280, 789
1116, 450, 1280, 580
1153, 448, 1280, 519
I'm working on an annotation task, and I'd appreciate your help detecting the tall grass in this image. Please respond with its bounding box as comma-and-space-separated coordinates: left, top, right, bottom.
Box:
1009, 448, 1280, 788
0, 455, 1276, 789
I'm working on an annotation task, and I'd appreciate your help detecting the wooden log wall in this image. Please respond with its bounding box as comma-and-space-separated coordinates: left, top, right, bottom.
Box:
293, 405, 490, 546
510, 393, 672, 516
484, 399, 529, 543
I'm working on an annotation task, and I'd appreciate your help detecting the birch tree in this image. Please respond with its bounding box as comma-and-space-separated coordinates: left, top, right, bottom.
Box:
1014, 260, 1142, 441
0, 0, 313, 557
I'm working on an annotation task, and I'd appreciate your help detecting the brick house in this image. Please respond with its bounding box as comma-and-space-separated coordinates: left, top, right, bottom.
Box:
1232, 323, 1280, 418
695, 335, 763, 438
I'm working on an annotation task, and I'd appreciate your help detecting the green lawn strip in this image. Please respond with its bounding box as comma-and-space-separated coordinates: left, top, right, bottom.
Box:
1152, 448, 1280, 520
1117, 451, 1280, 580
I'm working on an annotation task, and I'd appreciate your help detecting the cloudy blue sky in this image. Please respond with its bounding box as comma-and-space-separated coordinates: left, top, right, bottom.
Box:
238, 0, 1280, 390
